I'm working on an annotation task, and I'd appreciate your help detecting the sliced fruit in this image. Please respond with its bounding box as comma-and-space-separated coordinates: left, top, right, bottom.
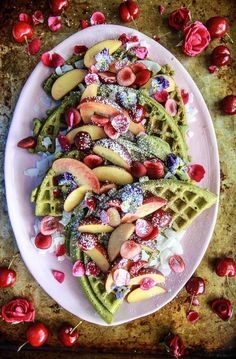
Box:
134, 69, 151, 87
91, 114, 109, 126
137, 60, 161, 75
121, 196, 167, 223
105, 258, 132, 293
52, 158, 100, 193
84, 40, 122, 68
64, 185, 88, 212
129, 268, 165, 285
51, 69, 87, 100
116, 67, 136, 86
93, 139, 131, 170
84, 244, 110, 272
99, 71, 117, 84
83, 154, 104, 169
107, 207, 121, 227
92, 166, 133, 185
65, 125, 105, 143
127, 286, 166, 303
105, 272, 114, 294
130, 62, 147, 74
78, 218, 113, 233
78, 97, 121, 123
99, 183, 117, 194
108, 223, 135, 261
81, 83, 98, 101
120, 240, 141, 259
128, 120, 145, 135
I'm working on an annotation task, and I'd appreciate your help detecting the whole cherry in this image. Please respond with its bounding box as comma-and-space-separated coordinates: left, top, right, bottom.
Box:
185, 276, 205, 296
12, 22, 34, 43
211, 45, 232, 67
0, 255, 18, 288
119, 0, 140, 23
222, 95, 236, 115
18, 322, 49, 351
215, 258, 236, 277
49, 0, 69, 15
206, 16, 229, 38
58, 322, 81, 347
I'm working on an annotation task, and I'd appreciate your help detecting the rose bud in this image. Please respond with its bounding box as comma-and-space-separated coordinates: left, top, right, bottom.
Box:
211, 298, 233, 321
163, 332, 185, 357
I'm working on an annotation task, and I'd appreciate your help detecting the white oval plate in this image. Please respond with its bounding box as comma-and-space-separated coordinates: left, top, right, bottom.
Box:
5, 25, 220, 326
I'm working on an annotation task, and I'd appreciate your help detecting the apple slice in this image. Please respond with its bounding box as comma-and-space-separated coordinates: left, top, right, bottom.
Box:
64, 185, 88, 212
51, 69, 87, 100
81, 83, 98, 101
93, 139, 131, 170
129, 268, 165, 286
52, 158, 100, 193
65, 125, 106, 144
84, 40, 122, 68
85, 244, 110, 272
78, 218, 113, 233
108, 223, 135, 262
121, 196, 167, 223
127, 286, 166, 303
92, 166, 133, 185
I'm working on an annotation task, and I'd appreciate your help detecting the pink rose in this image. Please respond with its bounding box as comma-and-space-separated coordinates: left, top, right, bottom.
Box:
168, 8, 191, 31
1, 298, 35, 323
182, 21, 211, 57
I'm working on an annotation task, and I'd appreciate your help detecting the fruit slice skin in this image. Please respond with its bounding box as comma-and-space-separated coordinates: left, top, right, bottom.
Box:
127, 286, 166, 303
92, 166, 133, 185
51, 69, 87, 100
52, 158, 100, 194
64, 185, 88, 212
78, 223, 114, 233
66, 125, 106, 143
81, 83, 98, 101
93, 139, 131, 170
121, 196, 167, 223
108, 223, 135, 262
129, 269, 165, 286
84, 244, 110, 272
84, 40, 122, 68
78, 97, 121, 123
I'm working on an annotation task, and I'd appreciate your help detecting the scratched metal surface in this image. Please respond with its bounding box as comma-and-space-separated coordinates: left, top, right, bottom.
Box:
0, 0, 235, 357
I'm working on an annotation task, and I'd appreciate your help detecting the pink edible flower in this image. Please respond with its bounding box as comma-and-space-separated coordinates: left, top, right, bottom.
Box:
72, 260, 85, 277
32, 10, 44, 25
158, 5, 165, 15
140, 277, 156, 290
27, 38, 41, 55
41, 51, 65, 67
52, 270, 65, 283
48, 16, 62, 32
81, 19, 90, 29
131, 46, 148, 59
182, 21, 211, 57
165, 99, 178, 116
188, 164, 205, 182
19, 12, 31, 23
90, 11, 106, 25
208, 65, 217, 74
118, 33, 139, 44
181, 89, 189, 104
84, 73, 100, 85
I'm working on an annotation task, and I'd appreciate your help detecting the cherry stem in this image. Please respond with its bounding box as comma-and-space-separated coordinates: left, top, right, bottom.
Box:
225, 32, 234, 44
188, 294, 195, 312
226, 276, 236, 299
131, 17, 138, 31
176, 40, 183, 47
17, 341, 28, 352
70, 320, 83, 334
8, 254, 18, 269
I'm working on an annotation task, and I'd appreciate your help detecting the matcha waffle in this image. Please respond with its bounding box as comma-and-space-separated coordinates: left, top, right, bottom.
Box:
141, 179, 217, 231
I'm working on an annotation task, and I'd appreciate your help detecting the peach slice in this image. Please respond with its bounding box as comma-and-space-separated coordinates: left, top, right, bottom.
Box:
129, 268, 165, 286
78, 219, 113, 233
84, 40, 122, 68
64, 185, 88, 212
121, 196, 167, 223
128, 120, 145, 135
51, 69, 87, 100
85, 244, 110, 272
81, 83, 98, 101
78, 97, 121, 123
108, 223, 135, 262
52, 158, 100, 193
65, 125, 106, 144
127, 286, 166, 303
92, 166, 133, 185
93, 139, 131, 170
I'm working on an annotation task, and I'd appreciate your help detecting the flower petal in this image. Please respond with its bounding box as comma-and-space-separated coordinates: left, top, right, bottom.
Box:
52, 270, 65, 283
165, 99, 178, 116
158, 5, 165, 15
187, 164, 205, 182
154, 90, 169, 103
32, 10, 44, 25
181, 89, 189, 104
41, 52, 65, 67
27, 38, 41, 55
208, 65, 217, 74
48, 16, 62, 32
74, 45, 88, 54
19, 12, 31, 23
81, 19, 89, 29
90, 11, 106, 25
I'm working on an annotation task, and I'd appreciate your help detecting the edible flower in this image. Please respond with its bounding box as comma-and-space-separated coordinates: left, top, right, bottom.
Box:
95, 48, 114, 71
166, 154, 188, 178
1, 298, 35, 323
48, 16, 62, 32
211, 298, 233, 321
27, 38, 41, 55
162, 332, 185, 358
84, 73, 100, 85
151, 76, 170, 94
114, 286, 129, 299
32, 10, 44, 25
41, 52, 65, 67
120, 184, 144, 214
130, 46, 148, 59
116, 90, 137, 109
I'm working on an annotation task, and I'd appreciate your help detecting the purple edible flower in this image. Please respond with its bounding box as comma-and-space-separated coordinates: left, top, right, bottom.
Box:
95, 48, 114, 71
151, 76, 170, 94
114, 286, 129, 299
166, 154, 188, 176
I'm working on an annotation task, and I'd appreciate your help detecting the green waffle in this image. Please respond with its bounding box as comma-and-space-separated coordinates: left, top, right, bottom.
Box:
69, 237, 114, 324
141, 179, 217, 232
139, 92, 189, 161
169, 88, 188, 138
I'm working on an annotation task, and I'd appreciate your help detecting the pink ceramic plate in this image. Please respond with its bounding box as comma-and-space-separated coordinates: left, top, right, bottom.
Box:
5, 25, 220, 326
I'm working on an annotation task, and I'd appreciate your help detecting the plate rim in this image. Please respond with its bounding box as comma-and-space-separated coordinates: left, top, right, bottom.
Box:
4, 24, 220, 326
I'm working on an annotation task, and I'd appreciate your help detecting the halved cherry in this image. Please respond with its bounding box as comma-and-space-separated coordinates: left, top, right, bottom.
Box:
130, 161, 147, 178
129, 260, 148, 276
131, 62, 147, 74
83, 154, 104, 168
139, 226, 158, 241
116, 66, 136, 86
129, 104, 146, 123
135, 219, 153, 239
40, 216, 60, 235
91, 114, 109, 126
104, 122, 119, 139
35, 233, 52, 249
134, 69, 151, 86
169, 255, 185, 273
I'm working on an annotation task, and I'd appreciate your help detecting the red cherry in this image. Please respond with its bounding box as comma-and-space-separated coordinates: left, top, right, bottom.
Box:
127, 0, 140, 20
211, 45, 231, 67
119, 0, 140, 23
129, 104, 146, 123
206, 16, 229, 38
83, 154, 104, 168
58, 322, 79, 347
139, 226, 158, 241
185, 276, 205, 296
35, 233, 52, 249
134, 69, 151, 86
222, 95, 236, 115
215, 258, 236, 277
49, 0, 69, 15
130, 161, 147, 178
0, 267, 17, 287
26, 323, 49, 347
74, 131, 92, 151
53, 188, 62, 198
186, 310, 200, 323
151, 209, 172, 229
12, 22, 33, 43
144, 159, 165, 179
